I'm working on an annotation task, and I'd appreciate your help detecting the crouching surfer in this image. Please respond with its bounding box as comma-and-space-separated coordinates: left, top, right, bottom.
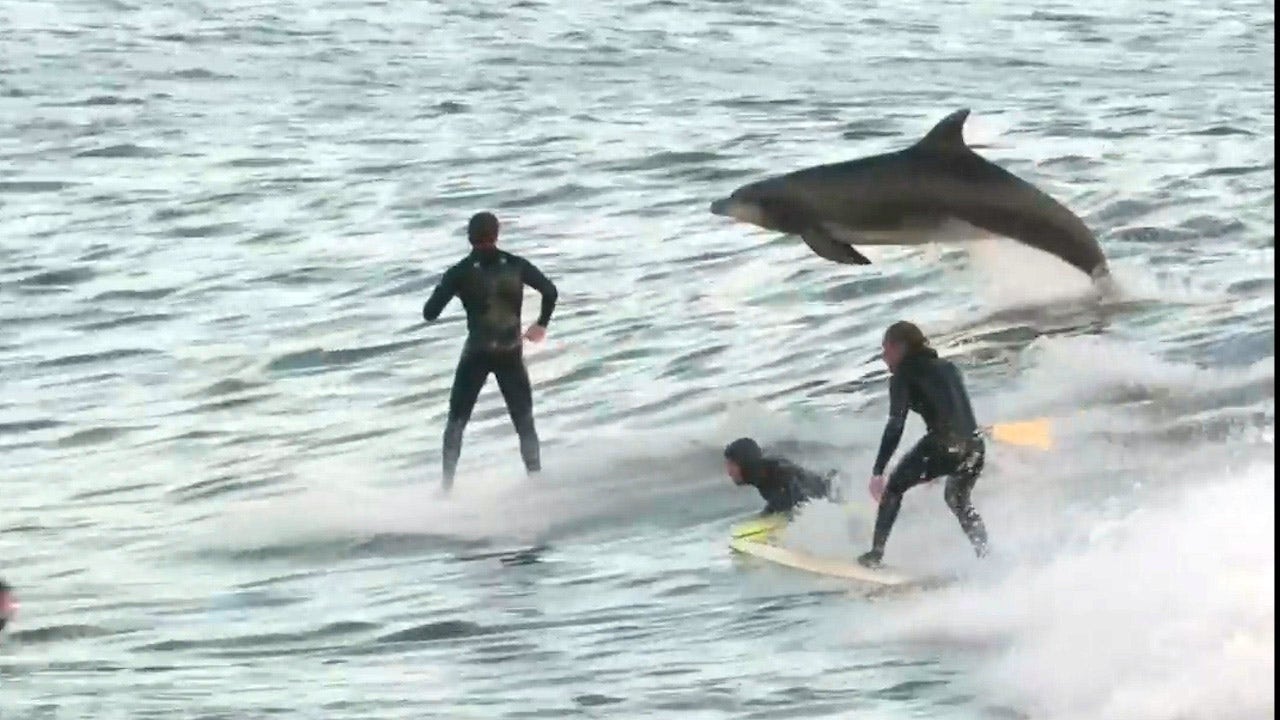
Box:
724, 437, 836, 517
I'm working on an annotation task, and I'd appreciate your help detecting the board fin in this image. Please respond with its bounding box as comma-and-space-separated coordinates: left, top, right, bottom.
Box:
986, 418, 1053, 450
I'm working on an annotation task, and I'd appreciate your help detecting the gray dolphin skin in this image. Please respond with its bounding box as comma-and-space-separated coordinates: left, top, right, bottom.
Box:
709, 108, 1111, 281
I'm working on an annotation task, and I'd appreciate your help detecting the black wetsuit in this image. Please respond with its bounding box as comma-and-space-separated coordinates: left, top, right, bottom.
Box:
422, 248, 558, 486
865, 347, 988, 563
742, 457, 833, 516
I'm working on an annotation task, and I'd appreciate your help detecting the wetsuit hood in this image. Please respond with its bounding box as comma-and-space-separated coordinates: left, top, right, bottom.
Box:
724, 437, 764, 477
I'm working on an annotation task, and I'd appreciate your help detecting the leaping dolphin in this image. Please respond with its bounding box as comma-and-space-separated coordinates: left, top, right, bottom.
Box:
709, 108, 1110, 281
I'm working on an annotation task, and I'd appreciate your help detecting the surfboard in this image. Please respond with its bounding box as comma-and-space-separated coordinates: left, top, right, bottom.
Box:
729, 510, 921, 586
730, 514, 790, 541
729, 535, 918, 586
729, 503, 868, 541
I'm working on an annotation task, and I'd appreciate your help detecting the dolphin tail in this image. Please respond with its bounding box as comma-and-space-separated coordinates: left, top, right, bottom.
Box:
1091, 264, 1121, 297
939, 151, 1109, 278
914, 108, 1111, 279
800, 227, 871, 265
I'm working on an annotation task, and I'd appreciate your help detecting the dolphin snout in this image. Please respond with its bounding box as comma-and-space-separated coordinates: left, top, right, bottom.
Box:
709, 196, 770, 227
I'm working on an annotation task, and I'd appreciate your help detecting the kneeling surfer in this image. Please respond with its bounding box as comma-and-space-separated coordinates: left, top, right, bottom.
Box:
724, 437, 835, 517
858, 321, 989, 568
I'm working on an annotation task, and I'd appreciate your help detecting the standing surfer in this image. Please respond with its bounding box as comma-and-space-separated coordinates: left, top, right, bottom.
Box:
858, 321, 989, 568
422, 212, 559, 489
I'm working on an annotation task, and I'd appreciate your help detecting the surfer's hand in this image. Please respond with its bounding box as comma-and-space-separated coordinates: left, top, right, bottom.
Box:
869, 475, 886, 503
523, 324, 546, 343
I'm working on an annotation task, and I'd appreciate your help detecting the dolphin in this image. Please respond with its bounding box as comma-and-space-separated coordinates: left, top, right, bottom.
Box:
709, 108, 1110, 281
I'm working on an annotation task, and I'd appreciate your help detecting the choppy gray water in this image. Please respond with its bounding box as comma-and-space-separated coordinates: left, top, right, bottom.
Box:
0, 1, 1274, 718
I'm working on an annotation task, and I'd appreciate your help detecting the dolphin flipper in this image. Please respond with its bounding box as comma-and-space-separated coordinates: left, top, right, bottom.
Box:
800, 226, 871, 265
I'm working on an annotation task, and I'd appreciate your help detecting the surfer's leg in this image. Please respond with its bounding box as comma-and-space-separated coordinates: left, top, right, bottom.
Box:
943, 439, 988, 556
443, 352, 492, 487
862, 439, 935, 566
492, 351, 540, 474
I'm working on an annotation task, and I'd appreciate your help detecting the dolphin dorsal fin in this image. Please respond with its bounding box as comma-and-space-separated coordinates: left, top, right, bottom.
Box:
912, 108, 972, 154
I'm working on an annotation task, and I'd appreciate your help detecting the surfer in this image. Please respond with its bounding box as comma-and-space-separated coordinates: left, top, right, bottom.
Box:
858, 321, 989, 568
724, 437, 835, 516
0, 580, 16, 635
422, 211, 559, 489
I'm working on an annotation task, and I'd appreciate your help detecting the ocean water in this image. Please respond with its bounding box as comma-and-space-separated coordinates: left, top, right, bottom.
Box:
0, 0, 1274, 718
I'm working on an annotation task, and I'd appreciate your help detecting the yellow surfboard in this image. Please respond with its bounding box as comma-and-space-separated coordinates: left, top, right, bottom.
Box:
730, 502, 870, 540
729, 514, 790, 541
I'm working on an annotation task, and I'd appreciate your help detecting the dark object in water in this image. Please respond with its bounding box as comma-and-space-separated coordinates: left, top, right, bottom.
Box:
0, 579, 16, 634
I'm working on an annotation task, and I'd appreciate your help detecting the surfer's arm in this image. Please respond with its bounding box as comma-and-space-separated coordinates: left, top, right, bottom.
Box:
422, 266, 460, 322
756, 480, 791, 516
873, 375, 909, 476
520, 258, 558, 327
761, 496, 790, 516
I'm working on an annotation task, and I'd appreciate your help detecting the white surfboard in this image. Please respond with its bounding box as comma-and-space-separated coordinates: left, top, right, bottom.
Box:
729, 535, 918, 586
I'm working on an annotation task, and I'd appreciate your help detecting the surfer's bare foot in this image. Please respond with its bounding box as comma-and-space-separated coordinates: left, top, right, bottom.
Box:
857, 550, 883, 568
